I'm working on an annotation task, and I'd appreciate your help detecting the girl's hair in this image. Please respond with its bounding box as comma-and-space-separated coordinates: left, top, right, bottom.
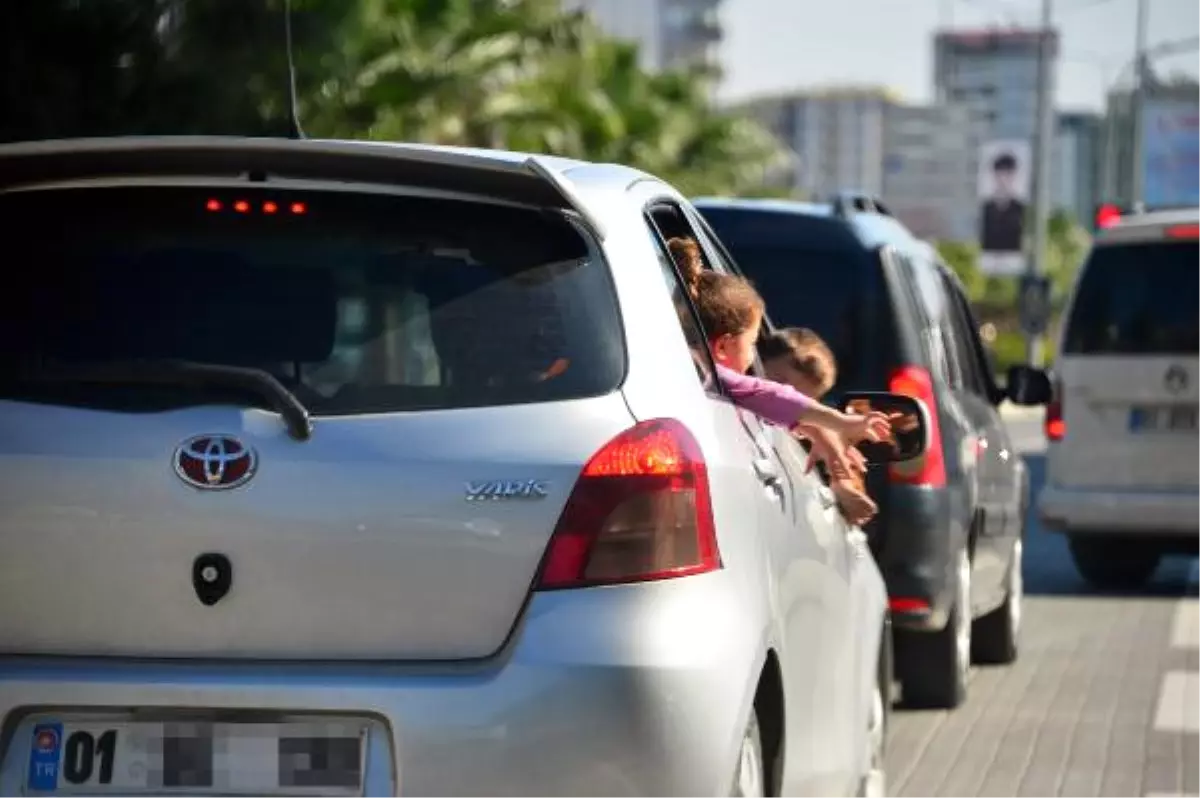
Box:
666, 237, 764, 339
760, 327, 838, 395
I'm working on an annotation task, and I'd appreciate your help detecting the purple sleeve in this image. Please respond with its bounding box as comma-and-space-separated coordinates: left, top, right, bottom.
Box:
715, 364, 815, 427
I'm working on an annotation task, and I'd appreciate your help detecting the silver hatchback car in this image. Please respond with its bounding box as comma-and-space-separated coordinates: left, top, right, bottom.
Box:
0, 137, 909, 797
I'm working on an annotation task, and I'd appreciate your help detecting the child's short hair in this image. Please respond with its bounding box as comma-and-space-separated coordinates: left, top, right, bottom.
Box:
761, 327, 838, 395
666, 237, 764, 340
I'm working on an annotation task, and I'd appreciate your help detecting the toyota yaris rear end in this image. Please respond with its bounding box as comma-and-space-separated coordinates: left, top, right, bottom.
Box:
0, 139, 780, 796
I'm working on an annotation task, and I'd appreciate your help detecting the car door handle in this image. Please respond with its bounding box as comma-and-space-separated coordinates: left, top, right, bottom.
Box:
752, 457, 781, 486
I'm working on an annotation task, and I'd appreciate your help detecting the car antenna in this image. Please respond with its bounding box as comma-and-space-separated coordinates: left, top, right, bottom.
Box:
283, 0, 306, 139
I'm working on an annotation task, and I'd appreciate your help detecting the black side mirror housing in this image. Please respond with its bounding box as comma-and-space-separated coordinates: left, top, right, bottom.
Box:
841, 391, 932, 464
1006, 364, 1053, 406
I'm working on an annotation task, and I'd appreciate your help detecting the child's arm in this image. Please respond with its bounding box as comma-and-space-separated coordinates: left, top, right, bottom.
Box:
715, 364, 890, 442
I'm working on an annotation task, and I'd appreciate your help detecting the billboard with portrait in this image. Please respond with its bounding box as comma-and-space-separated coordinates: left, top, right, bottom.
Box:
977, 139, 1031, 276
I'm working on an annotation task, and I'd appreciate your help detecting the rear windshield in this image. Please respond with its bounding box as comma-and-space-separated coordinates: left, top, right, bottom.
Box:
698, 207, 884, 392
1062, 239, 1199, 355
0, 187, 625, 414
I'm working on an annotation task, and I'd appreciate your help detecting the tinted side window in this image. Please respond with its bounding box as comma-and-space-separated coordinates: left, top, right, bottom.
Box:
894, 250, 957, 388
642, 216, 720, 396
1063, 240, 1199, 355
941, 275, 989, 396
0, 187, 625, 415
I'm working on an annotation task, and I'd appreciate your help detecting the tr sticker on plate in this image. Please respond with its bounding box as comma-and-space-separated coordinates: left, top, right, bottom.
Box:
27, 723, 64, 792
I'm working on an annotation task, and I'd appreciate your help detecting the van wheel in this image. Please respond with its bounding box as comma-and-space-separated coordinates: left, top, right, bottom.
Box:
730, 708, 766, 797
896, 548, 970, 709
1068, 536, 1161, 590
972, 537, 1022, 664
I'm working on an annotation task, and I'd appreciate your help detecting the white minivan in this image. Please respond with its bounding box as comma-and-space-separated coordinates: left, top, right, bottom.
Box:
1017, 207, 1198, 589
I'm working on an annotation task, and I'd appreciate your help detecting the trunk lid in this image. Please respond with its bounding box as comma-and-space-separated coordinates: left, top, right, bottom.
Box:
0, 397, 632, 659
0, 177, 629, 659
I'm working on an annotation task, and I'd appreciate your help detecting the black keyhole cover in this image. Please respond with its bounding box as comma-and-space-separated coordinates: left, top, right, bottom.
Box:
192, 553, 233, 606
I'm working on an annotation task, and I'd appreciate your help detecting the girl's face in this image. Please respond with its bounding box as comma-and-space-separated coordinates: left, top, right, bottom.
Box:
711, 314, 762, 374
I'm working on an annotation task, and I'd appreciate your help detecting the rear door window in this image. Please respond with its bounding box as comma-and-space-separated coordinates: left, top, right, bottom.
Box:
1063, 240, 1199, 355
0, 186, 626, 414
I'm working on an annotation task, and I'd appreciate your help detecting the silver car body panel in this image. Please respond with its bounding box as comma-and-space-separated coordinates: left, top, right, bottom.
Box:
0, 137, 888, 797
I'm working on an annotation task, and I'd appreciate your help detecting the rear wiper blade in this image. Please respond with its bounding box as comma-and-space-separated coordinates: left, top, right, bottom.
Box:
8, 359, 313, 441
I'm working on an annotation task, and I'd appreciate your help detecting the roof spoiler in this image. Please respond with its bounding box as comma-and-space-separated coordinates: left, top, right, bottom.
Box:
0, 137, 606, 241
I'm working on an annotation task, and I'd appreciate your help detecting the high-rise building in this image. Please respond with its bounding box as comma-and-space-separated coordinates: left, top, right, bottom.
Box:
1100, 74, 1199, 208
736, 87, 897, 201
882, 103, 988, 241
1053, 112, 1102, 224
932, 28, 1059, 141
563, 0, 724, 75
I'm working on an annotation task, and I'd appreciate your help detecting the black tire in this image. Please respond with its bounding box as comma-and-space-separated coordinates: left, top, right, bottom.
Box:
730, 708, 766, 797
1068, 536, 1161, 590
972, 536, 1023, 665
895, 549, 970, 710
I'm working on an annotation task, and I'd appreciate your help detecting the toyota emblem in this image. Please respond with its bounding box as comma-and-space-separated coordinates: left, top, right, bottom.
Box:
1164, 366, 1189, 394
173, 435, 257, 490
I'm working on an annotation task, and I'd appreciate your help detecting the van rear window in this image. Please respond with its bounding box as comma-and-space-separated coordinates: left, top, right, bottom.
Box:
1062, 240, 1198, 355
0, 187, 625, 414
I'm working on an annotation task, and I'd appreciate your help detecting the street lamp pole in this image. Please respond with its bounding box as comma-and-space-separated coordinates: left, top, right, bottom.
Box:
1027, 0, 1055, 367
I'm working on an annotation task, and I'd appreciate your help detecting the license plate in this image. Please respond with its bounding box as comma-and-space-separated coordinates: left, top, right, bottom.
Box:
1129, 404, 1199, 432
25, 717, 366, 795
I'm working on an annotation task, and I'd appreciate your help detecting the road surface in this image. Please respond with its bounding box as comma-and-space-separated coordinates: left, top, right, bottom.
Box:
887, 407, 1199, 797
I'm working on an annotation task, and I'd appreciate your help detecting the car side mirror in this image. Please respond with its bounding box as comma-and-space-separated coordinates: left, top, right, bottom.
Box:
1005, 365, 1052, 406
841, 391, 932, 464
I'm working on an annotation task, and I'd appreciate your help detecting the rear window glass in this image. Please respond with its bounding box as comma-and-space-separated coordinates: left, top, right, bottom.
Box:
1062, 239, 1199, 355
0, 187, 625, 414
697, 208, 883, 392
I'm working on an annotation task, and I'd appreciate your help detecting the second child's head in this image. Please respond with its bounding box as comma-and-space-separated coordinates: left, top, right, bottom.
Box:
760, 327, 838, 400
667, 237, 765, 374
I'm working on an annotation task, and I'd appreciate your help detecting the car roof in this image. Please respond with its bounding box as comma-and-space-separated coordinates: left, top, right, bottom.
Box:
692, 195, 918, 252
1096, 206, 1200, 245
0, 136, 656, 241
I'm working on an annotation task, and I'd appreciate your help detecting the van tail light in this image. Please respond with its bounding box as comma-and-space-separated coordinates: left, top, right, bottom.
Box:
1045, 379, 1065, 442
1166, 223, 1199, 239
536, 418, 720, 590
887, 366, 947, 487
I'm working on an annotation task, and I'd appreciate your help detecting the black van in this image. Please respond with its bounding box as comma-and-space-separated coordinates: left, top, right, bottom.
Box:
694, 196, 1033, 709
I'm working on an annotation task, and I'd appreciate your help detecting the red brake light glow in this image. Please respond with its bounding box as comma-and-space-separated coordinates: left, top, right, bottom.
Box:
1095, 204, 1122, 229
205, 199, 222, 212
887, 365, 947, 487
290, 202, 307, 215
233, 200, 251, 213
536, 418, 719, 590
262, 201, 279, 214
1166, 223, 1199, 239
1045, 378, 1065, 442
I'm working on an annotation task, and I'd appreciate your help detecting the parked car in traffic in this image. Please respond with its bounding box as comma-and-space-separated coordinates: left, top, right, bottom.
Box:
1009, 205, 1199, 590
693, 195, 1034, 710
0, 137, 927, 797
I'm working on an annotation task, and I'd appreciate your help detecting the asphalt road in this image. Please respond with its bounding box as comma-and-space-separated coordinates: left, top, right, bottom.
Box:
887, 409, 1199, 798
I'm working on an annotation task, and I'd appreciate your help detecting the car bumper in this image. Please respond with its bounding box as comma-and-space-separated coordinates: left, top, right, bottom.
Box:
872, 485, 963, 632
0, 574, 761, 797
1039, 485, 1199, 536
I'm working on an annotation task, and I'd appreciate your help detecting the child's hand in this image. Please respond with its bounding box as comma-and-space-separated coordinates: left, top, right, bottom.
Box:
832, 479, 878, 526
838, 409, 891, 445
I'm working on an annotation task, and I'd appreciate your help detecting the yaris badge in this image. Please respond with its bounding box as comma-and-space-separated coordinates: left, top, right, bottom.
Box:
173, 435, 257, 490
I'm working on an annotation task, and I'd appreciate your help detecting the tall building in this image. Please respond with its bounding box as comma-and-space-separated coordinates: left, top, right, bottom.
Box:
1101, 74, 1199, 208
882, 103, 988, 241
933, 28, 1059, 141
1053, 112, 1102, 224
736, 87, 897, 201
564, 0, 724, 75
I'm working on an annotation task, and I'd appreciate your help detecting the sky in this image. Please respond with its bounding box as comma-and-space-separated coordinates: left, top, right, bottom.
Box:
718, 0, 1200, 111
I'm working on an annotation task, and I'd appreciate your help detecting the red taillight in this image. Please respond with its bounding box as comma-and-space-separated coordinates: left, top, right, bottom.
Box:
1166, 223, 1199, 239
290, 201, 307, 215
233, 199, 251, 213
205, 198, 222, 212
1095, 203, 1122, 229
889, 597, 930, 612
536, 418, 720, 590
887, 366, 947, 487
263, 200, 279, 214
1045, 379, 1065, 441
